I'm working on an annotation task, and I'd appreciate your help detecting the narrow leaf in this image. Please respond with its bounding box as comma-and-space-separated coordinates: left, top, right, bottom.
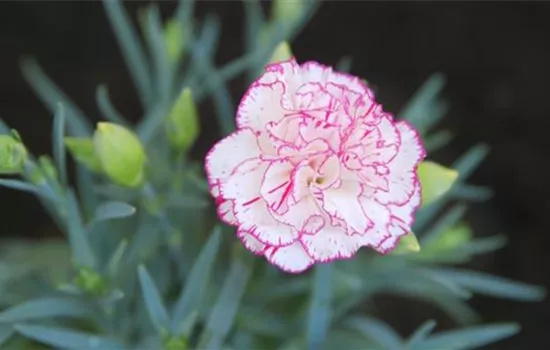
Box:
344, 316, 404, 349
103, 0, 153, 107
0, 179, 55, 201
427, 267, 546, 302
306, 264, 333, 350
66, 189, 96, 268
197, 256, 252, 348
53, 103, 67, 185
399, 73, 446, 131
425, 129, 453, 152
406, 320, 437, 348
143, 4, 172, 100
107, 239, 128, 277
0, 325, 14, 346
15, 324, 125, 349
171, 227, 222, 333
420, 204, 468, 246
138, 265, 171, 333
416, 323, 520, 350
452, 143, 490, 181
0, 297, 90, 323
94, 201, 136, 222
20, 58, 92, 137
96, 85, 129, 126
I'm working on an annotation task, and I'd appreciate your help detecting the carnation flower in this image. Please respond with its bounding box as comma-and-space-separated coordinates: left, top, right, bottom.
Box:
205, 59, 426, 273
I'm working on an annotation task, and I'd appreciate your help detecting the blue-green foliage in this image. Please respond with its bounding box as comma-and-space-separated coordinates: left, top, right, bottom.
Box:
0, 0, 545, 349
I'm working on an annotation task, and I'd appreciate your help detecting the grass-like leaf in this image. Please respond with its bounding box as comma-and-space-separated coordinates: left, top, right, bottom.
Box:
0, 179, 55, 202
0, 325, 14, 347
103, 0, 153, 108
15, 324, 126, 349
197, 256, 252, 349
344, 316, 404, 349
171, 226, 222, 334
96, 84, 129, 126
20, 58, 92, 137
412, 323, 520, 350
66, 189, 97, 268
0, 297, 91, 323
52, 103, 67, 186
138, 265, 171, 333
94, 201, 136, 222
405, 319, 437, 349
306, 264, 333, 350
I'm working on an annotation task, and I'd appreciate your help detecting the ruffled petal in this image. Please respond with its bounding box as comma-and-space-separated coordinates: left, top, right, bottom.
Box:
265, 241, 314, 273
205, 128, 262, 188
375, 121, 425, 205
300, 226, 362, 262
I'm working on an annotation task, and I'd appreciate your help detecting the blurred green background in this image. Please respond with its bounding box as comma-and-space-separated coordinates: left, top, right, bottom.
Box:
0, 1, 548, 348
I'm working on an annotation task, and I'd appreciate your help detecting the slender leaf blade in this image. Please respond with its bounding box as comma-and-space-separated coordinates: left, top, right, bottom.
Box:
415, 323, 520, 350
52, 102, 68, 185
171, 226, 222, 333
66, 189, 96, 268
94, 201, 136, 222
96, 85, 129, 126
406, 320, 437, 349
344, 316, 404, 349
306, 264, 333, 350
0, 297, 90, 323
0, 325, 14, 346
15, 324, 126, 349
138, 265, 171, 333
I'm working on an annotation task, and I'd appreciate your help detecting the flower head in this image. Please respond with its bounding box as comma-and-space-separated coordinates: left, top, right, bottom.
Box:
205, 59, 426, 273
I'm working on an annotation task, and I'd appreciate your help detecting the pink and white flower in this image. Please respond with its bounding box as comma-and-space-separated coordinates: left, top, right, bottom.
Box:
205, 58, 426, 273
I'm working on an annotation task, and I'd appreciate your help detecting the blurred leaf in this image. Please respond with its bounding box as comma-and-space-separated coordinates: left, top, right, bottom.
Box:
138, 265, 171, 333
452, 184, 494, 202
406, 320, 437, 348
307, 264, 333, 350
66, 190, 97, 268
93, 201, 136, 223
420, 205, 468, 246
96, 85, 129, 126
102, 0, 153, 107
336, 55, 353, 73
418, 161, 458, 206
20, 58, 92, 137
0, 297, 90, 323
452, 143, 490, 181
322, 329, 379, 350
165, 192, 209, 209
15, 324, 126, 349
412, 323, 520, 350
0, 325, 14, 347
424, 129, 453, 152
425, 267, 546, 302
143, 4, 172, 100
171, 226, 222, 334
107, 239, 128, 278
0, 179, 55, 202
76, 164, 100, 219
237, 307, 294, 338
52, 103, 68, 185
197, 255, 252, 349
344, 316, 404, 349
243, 0, 265, 53
399, 73, 447, 133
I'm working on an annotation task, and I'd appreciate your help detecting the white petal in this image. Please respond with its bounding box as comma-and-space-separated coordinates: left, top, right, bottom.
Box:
217, 199, 237, 225
205, 128, 262, 186
265, 241, 314, 273
222, 160, 298, 246
237, 231, 266, 255
321, 181, 372, 235
375, 121, 425, 205
300, 227, 362, 262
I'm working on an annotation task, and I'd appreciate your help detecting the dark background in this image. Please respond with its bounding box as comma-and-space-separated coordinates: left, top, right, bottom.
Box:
0, 1, 549, 348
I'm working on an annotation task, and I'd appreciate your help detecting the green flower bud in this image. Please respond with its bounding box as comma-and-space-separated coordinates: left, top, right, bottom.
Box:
74, 267, 108, 296
418, 161, 459, 206
269, 41, 293, 64
272, 0, 305, 29
65, 137, 103, 173
165, 88, 199, 153
163, 336, 188, 350
93, 122, 146, 188
38, 155, 58, 181
164, 19, 186, 63
393, 232, 421, 255
0, 134, 28, 174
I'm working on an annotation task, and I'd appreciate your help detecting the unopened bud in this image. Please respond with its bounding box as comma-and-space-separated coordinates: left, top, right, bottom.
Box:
269, 41, 293, 64
65, 137, 103, 173
165, 88, 199, 153
0, 134, 27, 174
93, 122, 146, 188
164, 19, 187, 63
